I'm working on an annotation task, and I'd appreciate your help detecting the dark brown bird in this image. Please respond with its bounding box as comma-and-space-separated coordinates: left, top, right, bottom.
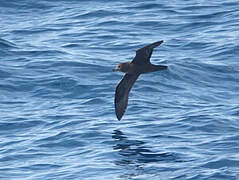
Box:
113, 40, 167, 120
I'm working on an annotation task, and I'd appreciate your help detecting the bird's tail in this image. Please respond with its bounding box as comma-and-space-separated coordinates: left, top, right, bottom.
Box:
148, 64, 168, 72
155, 65, 168, 70
141, 64, 167, 73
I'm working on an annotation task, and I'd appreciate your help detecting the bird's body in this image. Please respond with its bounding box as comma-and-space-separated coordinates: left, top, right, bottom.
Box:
113, 41, 167, 120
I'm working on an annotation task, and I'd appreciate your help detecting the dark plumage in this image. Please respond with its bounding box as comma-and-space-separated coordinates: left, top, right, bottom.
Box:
113, 41, 167, 120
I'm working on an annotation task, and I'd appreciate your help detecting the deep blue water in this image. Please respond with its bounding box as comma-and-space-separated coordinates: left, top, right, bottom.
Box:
1, 0, 239, 179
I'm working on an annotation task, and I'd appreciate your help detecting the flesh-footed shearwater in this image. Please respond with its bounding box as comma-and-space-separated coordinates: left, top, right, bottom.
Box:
113, 40, 167, 120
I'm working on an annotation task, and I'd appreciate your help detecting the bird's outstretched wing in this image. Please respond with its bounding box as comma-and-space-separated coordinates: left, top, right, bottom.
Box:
115, 73, 140, 120
132, 40, 163, 65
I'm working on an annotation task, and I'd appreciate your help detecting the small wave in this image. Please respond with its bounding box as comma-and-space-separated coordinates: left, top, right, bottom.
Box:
75, 9, 121, 19
11, 28, 67, 35
0, 38, 17, 49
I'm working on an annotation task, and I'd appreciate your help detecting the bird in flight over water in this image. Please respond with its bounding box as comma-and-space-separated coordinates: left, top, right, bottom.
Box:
113, 40, 168, 121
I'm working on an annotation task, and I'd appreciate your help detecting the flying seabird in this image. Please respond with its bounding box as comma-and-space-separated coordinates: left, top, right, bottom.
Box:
113, 40, 167, 120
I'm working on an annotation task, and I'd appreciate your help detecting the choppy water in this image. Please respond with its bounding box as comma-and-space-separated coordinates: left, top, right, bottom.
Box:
1, 0, 239, 179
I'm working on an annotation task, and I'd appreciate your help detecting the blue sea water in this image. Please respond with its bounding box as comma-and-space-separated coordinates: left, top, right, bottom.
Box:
1, 0, 239, 179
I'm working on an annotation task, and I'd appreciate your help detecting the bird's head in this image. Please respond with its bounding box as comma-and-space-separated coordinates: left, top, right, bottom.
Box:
113, 62, 131, 73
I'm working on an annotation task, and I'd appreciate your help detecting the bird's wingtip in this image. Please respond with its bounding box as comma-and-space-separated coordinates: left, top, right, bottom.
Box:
116, 114, 122, 121
149, 40, 164, 49
157, 40, 164, 45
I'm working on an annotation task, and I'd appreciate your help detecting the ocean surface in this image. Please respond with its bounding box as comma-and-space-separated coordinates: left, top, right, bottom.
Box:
1, 0, 239, 179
